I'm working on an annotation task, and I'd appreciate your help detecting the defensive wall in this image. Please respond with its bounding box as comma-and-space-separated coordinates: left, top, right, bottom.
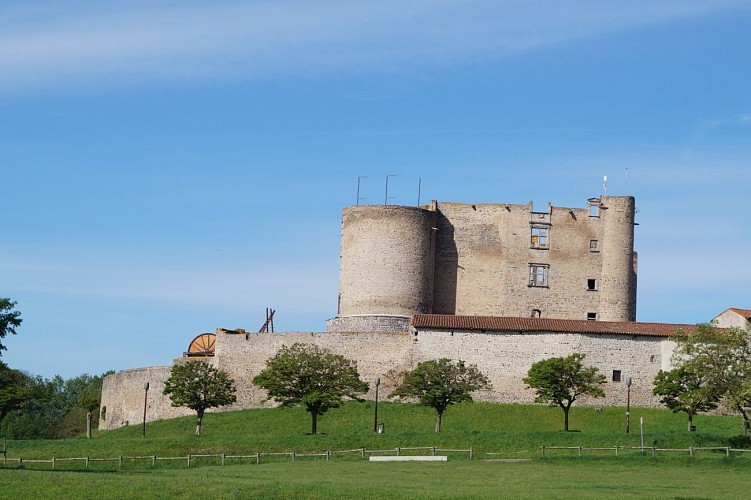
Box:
100, 317, 686, 430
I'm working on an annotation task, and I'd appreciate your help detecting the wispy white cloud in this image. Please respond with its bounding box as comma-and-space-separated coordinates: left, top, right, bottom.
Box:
0, 0, 744, 91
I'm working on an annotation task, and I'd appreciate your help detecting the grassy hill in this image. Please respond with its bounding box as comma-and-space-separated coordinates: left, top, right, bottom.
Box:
4, 403, 751, 498
4, 401, 747, 460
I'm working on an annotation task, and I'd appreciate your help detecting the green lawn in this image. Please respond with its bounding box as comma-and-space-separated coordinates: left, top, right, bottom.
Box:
3, 402, 750, 498
3, 460, 751, 499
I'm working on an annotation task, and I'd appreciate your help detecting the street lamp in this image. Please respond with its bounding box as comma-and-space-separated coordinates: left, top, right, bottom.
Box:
142, 382, 150, 439
373, 377, 381, 433
626, 377, 632, 434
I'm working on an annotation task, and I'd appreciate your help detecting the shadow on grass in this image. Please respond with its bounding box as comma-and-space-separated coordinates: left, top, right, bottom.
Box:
727, 435, 751, 449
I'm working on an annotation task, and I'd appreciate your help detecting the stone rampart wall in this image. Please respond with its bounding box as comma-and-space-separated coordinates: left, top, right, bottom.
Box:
101, 327, 671, 429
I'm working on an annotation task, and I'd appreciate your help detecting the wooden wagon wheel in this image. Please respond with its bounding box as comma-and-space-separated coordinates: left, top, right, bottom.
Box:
186, 333, 216, 357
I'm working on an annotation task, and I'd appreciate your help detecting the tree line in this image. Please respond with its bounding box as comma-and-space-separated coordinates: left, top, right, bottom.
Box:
1, 298, 110, 439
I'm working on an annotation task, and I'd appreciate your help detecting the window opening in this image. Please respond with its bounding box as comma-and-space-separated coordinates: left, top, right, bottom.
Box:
587, 312, 597, 321
530, 226, 549, 249
531, 309, 542, 318
589, 239, 599, 252
528, 264, 549, 287
612, 370, 622, 382
587, 278, 597, 291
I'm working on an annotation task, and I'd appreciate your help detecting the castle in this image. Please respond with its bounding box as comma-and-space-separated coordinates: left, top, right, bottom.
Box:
100, 195, 738, 430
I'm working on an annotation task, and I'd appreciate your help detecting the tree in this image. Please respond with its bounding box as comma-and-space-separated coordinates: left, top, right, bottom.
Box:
252, 343, 369, 434
162, 361, 237, 436
389, 358, 491, 432
0, 298, 22, 355
523, 353, 605, 431
671, 324, 751, 440
652, 366, 721, 432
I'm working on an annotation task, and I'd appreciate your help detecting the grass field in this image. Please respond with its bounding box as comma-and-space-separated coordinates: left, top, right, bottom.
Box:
3, 402, 751, 498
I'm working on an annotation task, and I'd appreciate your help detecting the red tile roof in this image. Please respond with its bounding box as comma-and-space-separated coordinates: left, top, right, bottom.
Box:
411, 314, 699, 337
729, 308, 751, 320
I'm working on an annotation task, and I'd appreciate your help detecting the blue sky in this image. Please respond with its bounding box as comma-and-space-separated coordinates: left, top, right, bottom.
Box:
1, 1, 749, 378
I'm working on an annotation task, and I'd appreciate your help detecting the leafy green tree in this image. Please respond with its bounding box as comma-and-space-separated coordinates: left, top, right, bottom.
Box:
523, 353, 606, 431
163, 361, 237, 436
252, 343, 369, 434
0, 298, 22, 355
671, 324, 751, 439
653, 366, 721, 432
0, 362, 47, 423
389, 358, 491, 432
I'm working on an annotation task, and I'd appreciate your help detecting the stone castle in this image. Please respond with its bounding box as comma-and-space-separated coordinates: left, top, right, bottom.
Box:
100, 195, 743, 430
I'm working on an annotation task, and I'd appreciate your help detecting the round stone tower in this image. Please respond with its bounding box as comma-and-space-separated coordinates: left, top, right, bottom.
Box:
598, 195, 637, 322
327, 204, 437, 332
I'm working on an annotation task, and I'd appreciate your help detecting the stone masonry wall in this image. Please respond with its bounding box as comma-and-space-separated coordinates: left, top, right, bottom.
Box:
433, 197, 636, 321
101, 327, 671, 429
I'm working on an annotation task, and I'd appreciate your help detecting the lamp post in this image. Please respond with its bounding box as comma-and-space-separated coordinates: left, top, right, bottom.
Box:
142, 382, 149, 440
373, 377, 380, 433
626, 377, 632, 434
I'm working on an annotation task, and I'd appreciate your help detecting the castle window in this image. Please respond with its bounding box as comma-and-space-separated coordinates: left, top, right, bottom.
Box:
589, 204, 600, 217
530, 226, 549, 249
587, 278, 597, 291
528, 264, 549, 287
587, 312, 597, 320
589, 239, 599, 252
612, 370, 622, 382
531, 309, 542, 318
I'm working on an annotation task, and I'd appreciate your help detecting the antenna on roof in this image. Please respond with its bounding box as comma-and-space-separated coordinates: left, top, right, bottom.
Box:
356, 176, 368, 205
417, 177, 422, 206
603, 175, 608, 195
385, 175, 396, 205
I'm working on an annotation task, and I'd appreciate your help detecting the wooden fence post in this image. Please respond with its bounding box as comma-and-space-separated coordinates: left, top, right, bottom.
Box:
469, 448, 474, 460
152, 455, 156, 468
222, 453, 226, 466
118, 456, 122, 469
85, 457, 89, 469
361, 448, 365, 460
52, 457, 56, 470
541, 446, 545, 458
187, 454, 191, 467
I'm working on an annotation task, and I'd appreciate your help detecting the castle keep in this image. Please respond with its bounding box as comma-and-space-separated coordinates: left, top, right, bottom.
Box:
101, 195, 722, 430
328, 195, 636, 333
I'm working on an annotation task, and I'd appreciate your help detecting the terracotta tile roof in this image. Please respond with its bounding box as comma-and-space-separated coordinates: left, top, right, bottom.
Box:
729, 308, 751, 320
411, 314, 700, 337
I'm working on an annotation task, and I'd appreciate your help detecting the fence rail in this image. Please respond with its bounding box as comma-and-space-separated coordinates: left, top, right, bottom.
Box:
5, 443, 748, 471
1, 446, 473, 470
540, 445, 751, 458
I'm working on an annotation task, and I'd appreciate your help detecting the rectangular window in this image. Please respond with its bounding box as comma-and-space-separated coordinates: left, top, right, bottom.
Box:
528, 264, 549, 287
612, 370, 622, 382
587, 312, 597, 321
589, 239, 599, 252
587, 278, 597, 291
530, 226, 549, 249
